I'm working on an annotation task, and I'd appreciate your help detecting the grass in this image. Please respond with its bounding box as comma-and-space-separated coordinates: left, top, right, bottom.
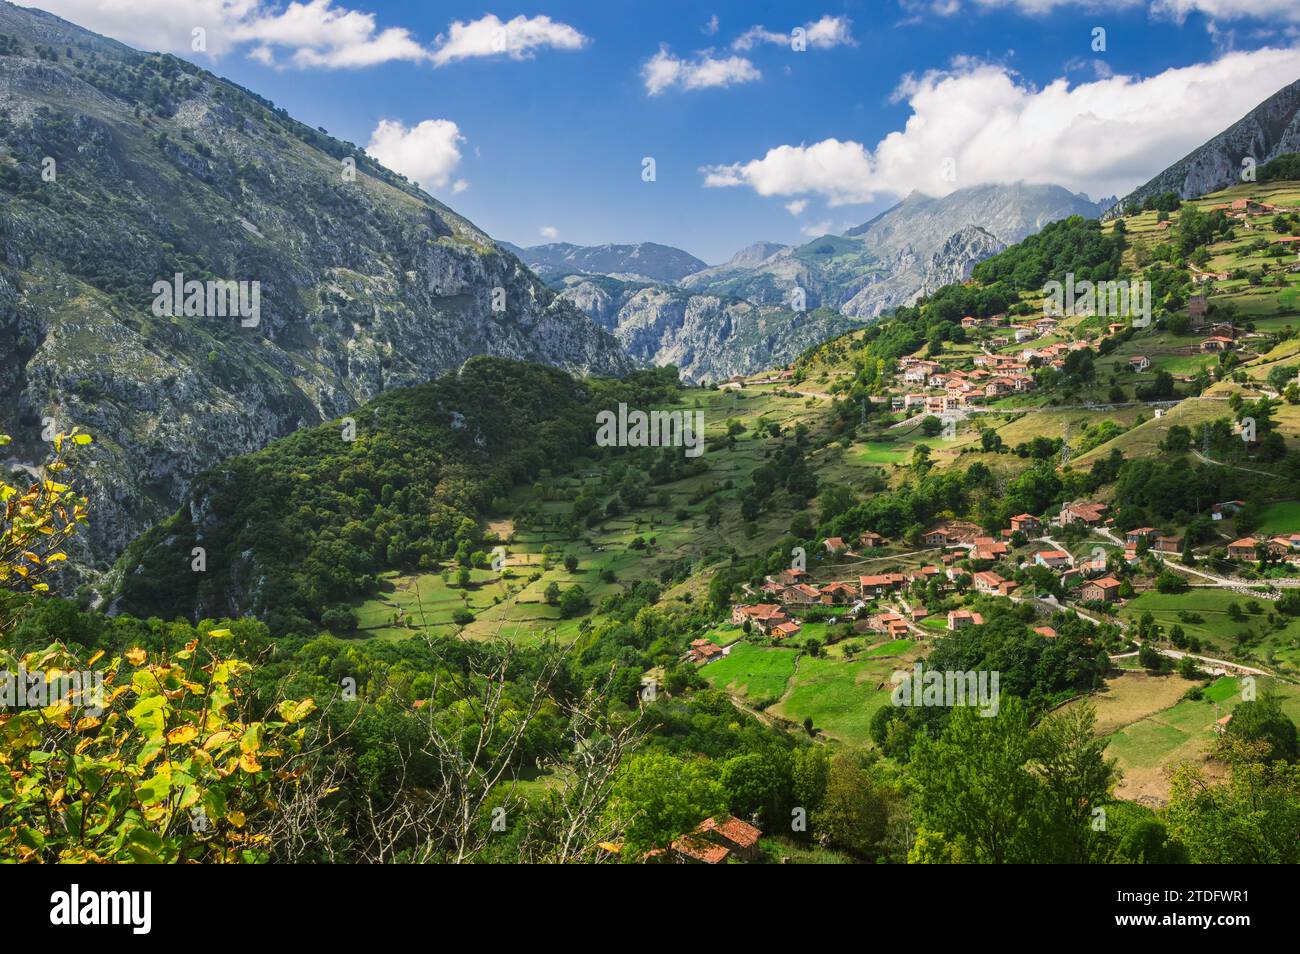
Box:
1120, 588, 1300, 673
700, 642, 798, 707
1255, 500, 1300, 534
771, 653, 910, 744
1103, 675, 1299, 800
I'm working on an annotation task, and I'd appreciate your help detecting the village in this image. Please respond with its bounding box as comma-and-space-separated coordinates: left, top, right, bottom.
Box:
691, 494, 1300, 669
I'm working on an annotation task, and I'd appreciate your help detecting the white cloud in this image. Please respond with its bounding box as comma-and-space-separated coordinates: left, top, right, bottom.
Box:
801, 219, 834, 236
642, 46, 761, 95
430, 14, 587, 67
452, 179, 470, 194
701, 47, 1300, 204
237, 0, 432, 67
22, 2, 593, 69
784, 199, 809, 215
907, 0, 1300, 20
733, 15, 855, 50
366, 118, 464, 189
1152, 0, 1300, 22
27, 0, 435, 66
539, 225, 560, 240
703, 14, 720, 36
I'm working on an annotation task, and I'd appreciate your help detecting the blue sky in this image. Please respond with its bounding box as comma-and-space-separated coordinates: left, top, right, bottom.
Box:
27, 0, 1300, 263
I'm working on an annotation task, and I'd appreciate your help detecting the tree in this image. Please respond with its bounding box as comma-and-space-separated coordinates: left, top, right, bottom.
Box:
789, 746, 830, 815
0, 432, 316, 862
544, 581, 561, 605
1166, 737, 1300, 863
607, 752, 727, 857
558, 585, 591, 618
1137, 642, 1169, 671
815, 754, 890, 858
563, 554, 579, 573
720, 752, 784, 827
1030, 703, 1118, 863
0, 431, 89, 630
1221, 691, 1298, 763
1155, 570, 1188, 594
908, 697, 1041, 863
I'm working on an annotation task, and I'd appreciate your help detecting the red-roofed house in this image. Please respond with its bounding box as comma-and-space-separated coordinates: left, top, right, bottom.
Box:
1228, 538, 1259, 561
1009, 513, 1041, 534
1060, 502, 1109, 526
770, 620, 802, 641
694, 815, 762, 861
1079, 577, 1122, 603
947, 609, 984, 630
783, 583, 823, 605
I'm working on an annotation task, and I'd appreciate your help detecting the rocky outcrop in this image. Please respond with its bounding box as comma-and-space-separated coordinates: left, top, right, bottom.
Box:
501, 241, 708, 283
556, 276, 864, 382
1113, 79, 1300, 213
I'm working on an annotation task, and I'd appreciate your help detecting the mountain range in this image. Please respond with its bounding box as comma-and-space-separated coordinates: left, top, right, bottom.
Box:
500, 240, 707, 283
0, 1, 629, 570
526, 184, 1105, 380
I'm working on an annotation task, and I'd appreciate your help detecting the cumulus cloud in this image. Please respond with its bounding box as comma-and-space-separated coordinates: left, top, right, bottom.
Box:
784, 199, 809, 215
366, 118, 464, 190
22, 2, 590, 68
733, 14, 856, 51
701, 47, 1300, 204
539, 226, 560, 240
801, 219, 834, 236
235, 0, 432, 67
642, 46, 761, 94
26, 0, 434, 66
429, 14, 588, 67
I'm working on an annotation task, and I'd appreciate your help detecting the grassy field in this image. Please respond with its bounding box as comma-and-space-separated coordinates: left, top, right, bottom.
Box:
769, 651, 919, 744
348, 382, 839, 643
700, 642, 798, 707
1120, 588, 1300, 673
1102, 675, 1300, 803
1256, 500, 1300, 534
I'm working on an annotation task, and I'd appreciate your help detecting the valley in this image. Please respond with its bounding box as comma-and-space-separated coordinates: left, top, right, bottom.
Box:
2, 0, 1299, 873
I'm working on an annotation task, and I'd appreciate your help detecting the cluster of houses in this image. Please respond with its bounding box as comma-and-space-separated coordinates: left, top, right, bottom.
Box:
890, 328, 1109, 415
895, 352, 1040, 413
1227, 534, 1300, 563
724, 494, 1293, 648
